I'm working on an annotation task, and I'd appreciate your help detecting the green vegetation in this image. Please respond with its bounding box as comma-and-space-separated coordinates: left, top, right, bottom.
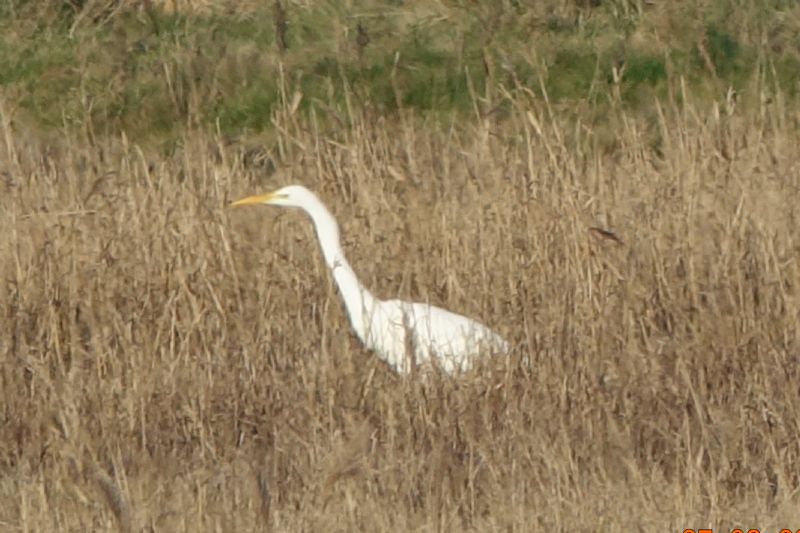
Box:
0, 1, 798, 142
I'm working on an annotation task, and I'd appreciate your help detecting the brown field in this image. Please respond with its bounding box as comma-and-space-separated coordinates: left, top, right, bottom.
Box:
1, 87, 800, 532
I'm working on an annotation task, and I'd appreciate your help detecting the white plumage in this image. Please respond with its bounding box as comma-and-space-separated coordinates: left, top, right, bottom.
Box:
232, 185, 508, 374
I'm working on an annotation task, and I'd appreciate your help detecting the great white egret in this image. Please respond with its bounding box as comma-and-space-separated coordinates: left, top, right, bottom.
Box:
232, 185, 508, 374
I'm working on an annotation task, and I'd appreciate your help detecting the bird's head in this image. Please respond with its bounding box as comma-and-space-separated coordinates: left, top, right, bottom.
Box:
231, 185, 315, 209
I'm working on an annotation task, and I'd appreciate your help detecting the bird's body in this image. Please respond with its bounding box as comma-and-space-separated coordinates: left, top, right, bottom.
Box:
233, 185, 508, 374
358, 298, 508, 374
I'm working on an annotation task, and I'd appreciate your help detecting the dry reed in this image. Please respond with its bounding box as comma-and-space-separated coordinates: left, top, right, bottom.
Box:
1, 85, 800, 531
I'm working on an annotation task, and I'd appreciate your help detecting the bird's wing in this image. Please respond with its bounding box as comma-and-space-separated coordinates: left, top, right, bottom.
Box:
361, 299, 506, 374
402, 301, 507, 372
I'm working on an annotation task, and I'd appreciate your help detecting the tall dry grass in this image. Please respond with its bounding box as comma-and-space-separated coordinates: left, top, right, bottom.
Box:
1, 84, 800, 531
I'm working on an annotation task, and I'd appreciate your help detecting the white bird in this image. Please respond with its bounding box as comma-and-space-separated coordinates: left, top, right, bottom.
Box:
232, 185, 508, 374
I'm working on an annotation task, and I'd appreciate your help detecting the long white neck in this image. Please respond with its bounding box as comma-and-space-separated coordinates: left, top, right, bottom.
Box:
302, 196, 377, 344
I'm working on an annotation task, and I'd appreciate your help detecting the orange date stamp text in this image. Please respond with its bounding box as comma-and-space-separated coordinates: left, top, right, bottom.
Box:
683, 529, 799, 533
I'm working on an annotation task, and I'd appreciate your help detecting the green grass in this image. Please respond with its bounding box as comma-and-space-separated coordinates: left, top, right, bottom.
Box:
217, 83, 281, 132
547, 47, 600, 101
0, 0, 798, 142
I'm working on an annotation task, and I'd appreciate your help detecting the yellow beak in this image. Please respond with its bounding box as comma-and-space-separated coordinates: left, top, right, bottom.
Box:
231, 192, 278, 206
